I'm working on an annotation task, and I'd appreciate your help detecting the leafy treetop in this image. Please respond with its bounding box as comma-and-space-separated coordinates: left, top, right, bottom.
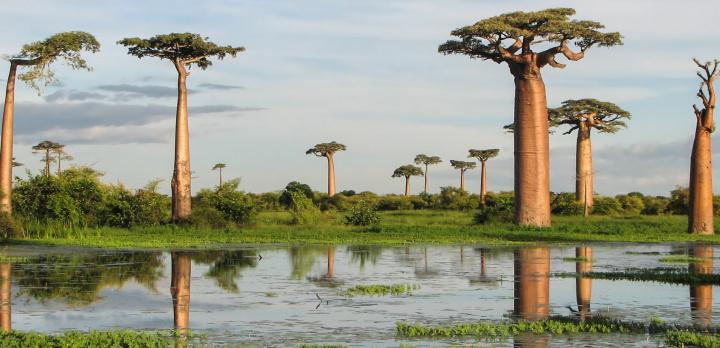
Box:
468, 149, 500, 162
438, 8, 621, 76
212, 163, 227, 170
392, 165, 424, 178
10, 31, 100, 92
550, 98, 631, 134
32, 140, 62, 152
450, 160, 477, 171
306, 142, 347, 157
117, 33, 244, 71
414, 154, 442, 166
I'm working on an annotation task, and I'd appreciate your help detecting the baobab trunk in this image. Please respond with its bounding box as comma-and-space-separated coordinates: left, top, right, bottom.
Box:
460, 170, 465, 192
327, 155, 336, 197
219, 168, 223, 187
576, 122, 593, 211
514, 247, 550, 321
0, 63, 17, 214
0, 263, 10, 332
327, 246, 335, 279
480, 161, 487, 205
171, 65, 192, 222
404, 176, 410, 197
171, 253, 191, 336
689, 121, 713, 234
513, 76, 551, 227
689, 245, 713, 327
575, 247, 592, 320
423, 164, 429, 194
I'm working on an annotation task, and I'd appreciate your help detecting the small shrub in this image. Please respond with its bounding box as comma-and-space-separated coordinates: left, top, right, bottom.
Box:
616, 194, 644, 215
436, 187, 478, 210
345, 200, 380, 226
376, 195, 414, 211
279, 181, 313, 208
551, 192, 583, 215
591, 196, 622, 215
474, 192, 514, 224
0, 213, 22, 239
289, 191, 321, 225
195, 179, 256, 226
187, 206, 229, 229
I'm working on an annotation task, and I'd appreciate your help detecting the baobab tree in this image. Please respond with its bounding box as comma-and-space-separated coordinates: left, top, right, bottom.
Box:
392, 164, 424, 197
50, 144, 73, 175
549, 99, 630, 214
689, 58, 718, 235
306, 141, 346, 196
439, 8, 621, 226
414, 154, 442, 194
450, 160, 476, 192
0, 32, 99, 214
212, 163, 226, 187
468, 149, 500, 204
118, 33, 244, 222
32, 140, 62, 177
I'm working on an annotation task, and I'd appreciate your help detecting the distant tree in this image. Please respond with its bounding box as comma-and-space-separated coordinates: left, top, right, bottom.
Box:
549, 99, 630, 215
468, 149, 500, 205
32, 141, 62, 177
280, 181, 314, 208
414, 154, 442, 194
11, 158, 22, 168
50, 144, 73, 175
118, 33, 244, 222
450, 160, 477, 192
306, 141, 346, 196
392, 164, 424, 197
0, 32, 99, 214
439, 8, 621, 226
689, 58, 718, 234
212, 163, 226, 187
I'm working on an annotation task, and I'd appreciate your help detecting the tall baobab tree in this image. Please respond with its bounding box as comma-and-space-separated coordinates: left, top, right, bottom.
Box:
50, 144, 73, 175
468, 149, 500, 205
118, 33, 244, 222
392, 164, 424, 197
306, 141, 346, 196
549, 99, 630, 214
689, 58, 718, 235
450, 160, 476, 192
212, 163, 226, 187
439, 8, 621, 226
414, 154, 442, 194
0, 32, 99, 214
32, 140, 62, 177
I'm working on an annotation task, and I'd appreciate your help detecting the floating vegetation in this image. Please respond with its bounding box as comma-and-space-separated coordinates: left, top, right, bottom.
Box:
561, 257, 592, 262
0, 330, 183, 347
344, 283, 419, 297
296, 345, 346, 348
0, 256, 29, 263
658, 255, 706, 264
665, 330, 720, 348
264, 292, 278, 297
557, 268, 720, 285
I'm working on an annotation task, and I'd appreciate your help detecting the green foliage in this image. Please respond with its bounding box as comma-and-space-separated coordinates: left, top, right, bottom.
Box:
392, 165, 423, 178
414, 154, 442, 166
468, 149, 500, 162
665, 330, 720, 348
306, 141, 347, 157
667, 187, 689, 215
280, 181, 314, 208
195, 179, 256, 226
474, 192, 514, 224
289, 191, 321, 225
118, 33, 244, 70
591, 196, 622, 215
345, 200, 380, 226
641, 195, 670, 215
449, 160, 476, 171
344, 284, 419, 297
549, 98, 631, 134
559, 268, 720, 285
551, 192, 583, 215
0, 330, 174, 348
616, 194, 644, 215
438, 187, 478, 211
376, 195, 414, 211
658, 255, 706, 264
0, 213, 22, 240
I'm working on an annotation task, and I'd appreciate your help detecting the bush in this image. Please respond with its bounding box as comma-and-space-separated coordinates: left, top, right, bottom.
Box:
376, 195, 414, 211
667, 187, 688, 215
591, 196, 622, 215
616, 194, 644, 215
289, 191, 321, 225
0, 213, 22, 239
196, 179, 256, 226
279, 181, 313, 208
474, 193, 514, 224
641, 196, 669, 215
187, 206, 229, 229
436, 187, 478, 210
551, 192, 583, 215
345, 200, 380, 226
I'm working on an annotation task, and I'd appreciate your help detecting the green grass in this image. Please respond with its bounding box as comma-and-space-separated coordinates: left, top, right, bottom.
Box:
558, 268, 720, 285
344, 284, 419, 297
665, 330, 720, 348
0, 330, 179, 347
658, 255, 707, 264
561, 257, 592, 262
7, 211, 720, 249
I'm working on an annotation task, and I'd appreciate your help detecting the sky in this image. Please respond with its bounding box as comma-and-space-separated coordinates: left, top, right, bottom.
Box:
0, 0, 718, 196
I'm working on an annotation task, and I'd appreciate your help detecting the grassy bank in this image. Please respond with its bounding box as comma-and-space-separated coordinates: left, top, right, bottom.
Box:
7, 211, 720, 249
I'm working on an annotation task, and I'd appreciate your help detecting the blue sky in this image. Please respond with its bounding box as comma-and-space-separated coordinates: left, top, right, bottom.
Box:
1, 0, 718, 196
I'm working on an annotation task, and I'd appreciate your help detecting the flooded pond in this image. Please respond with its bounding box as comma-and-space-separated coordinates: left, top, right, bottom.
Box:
0, 243, 716, 347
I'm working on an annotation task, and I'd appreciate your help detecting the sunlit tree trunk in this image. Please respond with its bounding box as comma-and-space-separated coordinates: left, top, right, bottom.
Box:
219, 167, 223, 187
423, 164, 429, 194
327, 154, 336, 197
459, 169, 465, 192
689, 245, 713, 327
514, 247, 550, 321
0, 263, 10, 332
171, 63, 192, 222
689, 120, 713, 234
0, 63, 17, 214
480, 160, 488, 205
513, 74, 551, 227
327, 246, 335, 279
576, 122, 593, 211
575, 247, 592, 320
404, 176, 410, 197
171, 253, 191, 337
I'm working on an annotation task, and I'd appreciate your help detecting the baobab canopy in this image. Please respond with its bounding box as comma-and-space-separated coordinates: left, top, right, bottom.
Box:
306, 142, 347, 157
450, 160, 477, 171
468, 149, 500, 162
414, 154, 442, 166
550, 99, 630, 134
118, 33, 245, 69
392, 165, 423, 178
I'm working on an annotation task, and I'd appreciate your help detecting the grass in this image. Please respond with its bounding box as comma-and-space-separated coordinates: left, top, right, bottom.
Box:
7, 211, 720, 249
558, 268, 720, 285
665, 330, 720, 348
0, 329, 180, 347
658, 255, 707, 264
344, 284, 419, 297
561, 257, 592, 262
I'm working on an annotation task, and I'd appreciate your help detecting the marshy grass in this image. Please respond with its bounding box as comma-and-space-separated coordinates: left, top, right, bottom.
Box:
0, 329, 183, 347
658, 255, 707, 264
344, 284, 419, 297
558, 268, 720, 285
665, 330, 720, 348
561, 256, 592, 262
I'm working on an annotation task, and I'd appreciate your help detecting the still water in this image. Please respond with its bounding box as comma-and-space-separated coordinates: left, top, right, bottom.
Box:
0, 243, 716, 347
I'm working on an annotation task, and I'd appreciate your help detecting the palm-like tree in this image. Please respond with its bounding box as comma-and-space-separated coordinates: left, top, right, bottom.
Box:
450, 160, 476, 192
212, 163, 226, 187
50, 145, 73, 175
468, 149, 500, 204
32, 140, 62, 177
392, 164, 424, 196
414, 154, 442, 194
306, 141, 346, 196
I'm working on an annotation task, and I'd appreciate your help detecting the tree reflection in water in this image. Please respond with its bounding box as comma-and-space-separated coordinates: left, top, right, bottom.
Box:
689, 245, 713, 327
575, 247, 592, 320
514, 247, 550, 321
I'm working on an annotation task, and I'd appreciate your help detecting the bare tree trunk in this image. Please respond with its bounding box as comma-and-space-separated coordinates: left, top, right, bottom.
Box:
689, 120, 714, 234
480, 160, 487, 205
404, 176, 410, 197
219, 168, 223, 187
327, 155, 336, 197
513, 75, 551, 227
576, 122, 593, 209
514, 247, 550, 320
44, 150, 51, 177
327, 246, 334, 279
0, 263, 10, 332
57, 155, 61, 176
575, 247, 592, 321
460, 170, 465, 192
171, 253, 191, 336
0, 64, 17, 214
423, 164, 428, 194
171, 64, 192, 222
689, 245, 713, 327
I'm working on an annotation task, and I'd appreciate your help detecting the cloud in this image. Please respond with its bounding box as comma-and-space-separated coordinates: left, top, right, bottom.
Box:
45, 90, 107, 102
198, 83, 244, 90
97, 84, 190, 99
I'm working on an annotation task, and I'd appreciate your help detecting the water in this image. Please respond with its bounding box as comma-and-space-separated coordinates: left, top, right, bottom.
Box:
0, 243, 716, 347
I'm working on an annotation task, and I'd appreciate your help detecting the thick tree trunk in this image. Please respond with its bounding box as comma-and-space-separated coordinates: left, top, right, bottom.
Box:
171, 253, 191, 336
480, 160, 487, 205
576, 123, 593, 211
575, 247, 592, 320
0, 263, 10, 332
460, 170, 465, 191
423, 164, 429, 194
513, 76, 551, 226
327, 155, 336, 197
0, 64, 17, 214
171, 68, 192, 222
689, 121, 714, 234
404, 176, 410, 197
514, 247, 550, 321
689, 245, 713, 327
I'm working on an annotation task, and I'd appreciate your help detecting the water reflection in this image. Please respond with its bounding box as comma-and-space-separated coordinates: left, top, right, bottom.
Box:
0, 263, 10, 332
513, 247, 550, 320
689, 245, 713, 327
575, 247, 592, 320
514, 334, 550, 348
192, 250, 258, 293
171, 252, 191, 337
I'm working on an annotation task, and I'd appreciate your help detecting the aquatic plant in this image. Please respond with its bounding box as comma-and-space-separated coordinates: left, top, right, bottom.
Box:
665, 330, 720, 348
344, 284, 419, 297
0, 329, 175, 347
558, 268, 720, 285
658, 255, 706, 264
